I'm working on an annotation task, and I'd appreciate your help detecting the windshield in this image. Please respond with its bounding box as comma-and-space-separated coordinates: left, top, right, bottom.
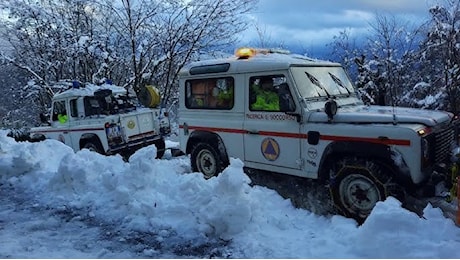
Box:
290, 66, 356, 99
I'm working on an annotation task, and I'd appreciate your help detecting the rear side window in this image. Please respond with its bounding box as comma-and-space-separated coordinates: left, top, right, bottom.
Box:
70, 99, 78, 118
185, 77, 234, 110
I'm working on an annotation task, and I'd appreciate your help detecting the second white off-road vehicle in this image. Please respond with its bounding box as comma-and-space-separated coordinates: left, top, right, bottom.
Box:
29, 82, 171, 159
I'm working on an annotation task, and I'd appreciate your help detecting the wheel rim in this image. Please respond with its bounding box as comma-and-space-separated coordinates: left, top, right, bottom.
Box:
196, 149, 217, 178
339, 173, 382, 217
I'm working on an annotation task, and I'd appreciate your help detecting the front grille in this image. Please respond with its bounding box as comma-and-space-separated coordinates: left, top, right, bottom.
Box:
433, 127, 455, 163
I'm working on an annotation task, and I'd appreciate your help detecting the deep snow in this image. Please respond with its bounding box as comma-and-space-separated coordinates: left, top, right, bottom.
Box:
1, 130, 460, 258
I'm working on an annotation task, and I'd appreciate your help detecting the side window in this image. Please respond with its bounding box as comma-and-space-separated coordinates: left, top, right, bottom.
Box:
185, 77, 234, 110
70, 99, 78, 118
249, 75, 295, 112
52, 100, 68, 123
84, 97, 101, 116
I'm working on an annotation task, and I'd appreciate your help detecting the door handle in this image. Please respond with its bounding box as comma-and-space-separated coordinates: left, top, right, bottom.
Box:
247, 130, 259, 135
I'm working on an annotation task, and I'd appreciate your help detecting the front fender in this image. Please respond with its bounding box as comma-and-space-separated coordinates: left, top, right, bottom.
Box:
318, 141, 410, 183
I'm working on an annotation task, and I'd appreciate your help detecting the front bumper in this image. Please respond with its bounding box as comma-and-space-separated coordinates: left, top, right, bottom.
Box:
416, 147, 460, 198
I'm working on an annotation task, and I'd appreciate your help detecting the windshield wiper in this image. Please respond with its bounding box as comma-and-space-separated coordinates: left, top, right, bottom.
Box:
305, 71, 331, 98
328, 72, 351, 95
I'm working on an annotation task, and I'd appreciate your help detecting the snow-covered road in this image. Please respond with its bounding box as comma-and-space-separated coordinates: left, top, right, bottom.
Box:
1, 130, 460, 258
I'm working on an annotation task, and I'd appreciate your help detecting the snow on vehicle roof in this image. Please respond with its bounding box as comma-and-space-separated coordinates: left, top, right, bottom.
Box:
180, 50, 340, 76
53, 83, 127, 99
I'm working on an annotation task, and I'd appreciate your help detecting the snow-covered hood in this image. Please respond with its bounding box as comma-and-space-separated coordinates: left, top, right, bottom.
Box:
307, 105, 453, 127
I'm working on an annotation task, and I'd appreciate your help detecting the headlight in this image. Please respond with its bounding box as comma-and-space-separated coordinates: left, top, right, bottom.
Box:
421, 138, 431, 168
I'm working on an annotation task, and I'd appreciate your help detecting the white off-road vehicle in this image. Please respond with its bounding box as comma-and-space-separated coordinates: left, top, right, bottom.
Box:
177, 47, 460, 222
29, 82, 171, 159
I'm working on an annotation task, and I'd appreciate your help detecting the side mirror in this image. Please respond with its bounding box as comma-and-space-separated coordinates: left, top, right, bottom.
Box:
39, 113, 51, 126
277, 83, 296, 112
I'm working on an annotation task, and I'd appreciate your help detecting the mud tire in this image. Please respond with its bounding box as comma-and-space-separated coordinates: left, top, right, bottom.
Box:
154, 138, 166, 159
329, 157, 403, 224
191, 142, 228, 179
83, 141, 104, 155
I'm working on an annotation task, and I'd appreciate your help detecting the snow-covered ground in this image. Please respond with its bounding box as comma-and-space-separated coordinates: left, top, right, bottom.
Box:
1, 130, 460, 258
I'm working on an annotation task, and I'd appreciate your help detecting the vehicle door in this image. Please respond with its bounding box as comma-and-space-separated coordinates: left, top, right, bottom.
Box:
243, 73, 302, 169
49, 99, 73, 147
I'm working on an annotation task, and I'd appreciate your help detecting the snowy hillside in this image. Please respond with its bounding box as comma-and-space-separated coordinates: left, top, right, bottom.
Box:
0, 130, 460, 258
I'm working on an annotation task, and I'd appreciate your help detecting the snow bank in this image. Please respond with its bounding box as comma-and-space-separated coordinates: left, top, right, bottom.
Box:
1, 130, 460, 258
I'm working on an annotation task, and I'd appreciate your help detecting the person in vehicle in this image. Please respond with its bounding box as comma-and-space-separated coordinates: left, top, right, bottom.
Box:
251, 77, 280, 111
57, 113, 68, 123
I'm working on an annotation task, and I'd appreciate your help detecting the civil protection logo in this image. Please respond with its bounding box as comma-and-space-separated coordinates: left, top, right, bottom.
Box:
127, 120, 136, 129
261, 137, 280, 161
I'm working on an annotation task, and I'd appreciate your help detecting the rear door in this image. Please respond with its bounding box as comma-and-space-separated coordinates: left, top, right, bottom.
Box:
120, 110, 157, 142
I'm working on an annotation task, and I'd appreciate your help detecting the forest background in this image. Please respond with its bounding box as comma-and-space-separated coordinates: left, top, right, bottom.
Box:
0, 0, 458, 128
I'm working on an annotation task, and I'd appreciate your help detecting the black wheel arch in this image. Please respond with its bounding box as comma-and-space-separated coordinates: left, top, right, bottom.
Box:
318, 141, 410, 184
186, 130, 229, 163
80, 133, 104, 152
154, 137, 166, 159
30, 133, 46, 142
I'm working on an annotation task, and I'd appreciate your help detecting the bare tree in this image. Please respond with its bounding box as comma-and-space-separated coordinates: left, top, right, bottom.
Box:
0, 0, 257, 126
150, 0, 256, 105
80, 0, 257, 104
351, 14, 422, 106
420, 0, 460, 113
99, 0, 165, 94
0, 0, 116, 95
252, 21, 273, 48
328, 28, 361, 83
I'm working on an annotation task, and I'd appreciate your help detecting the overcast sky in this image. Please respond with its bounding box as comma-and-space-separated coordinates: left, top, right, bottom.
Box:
240, 0, 438, 56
